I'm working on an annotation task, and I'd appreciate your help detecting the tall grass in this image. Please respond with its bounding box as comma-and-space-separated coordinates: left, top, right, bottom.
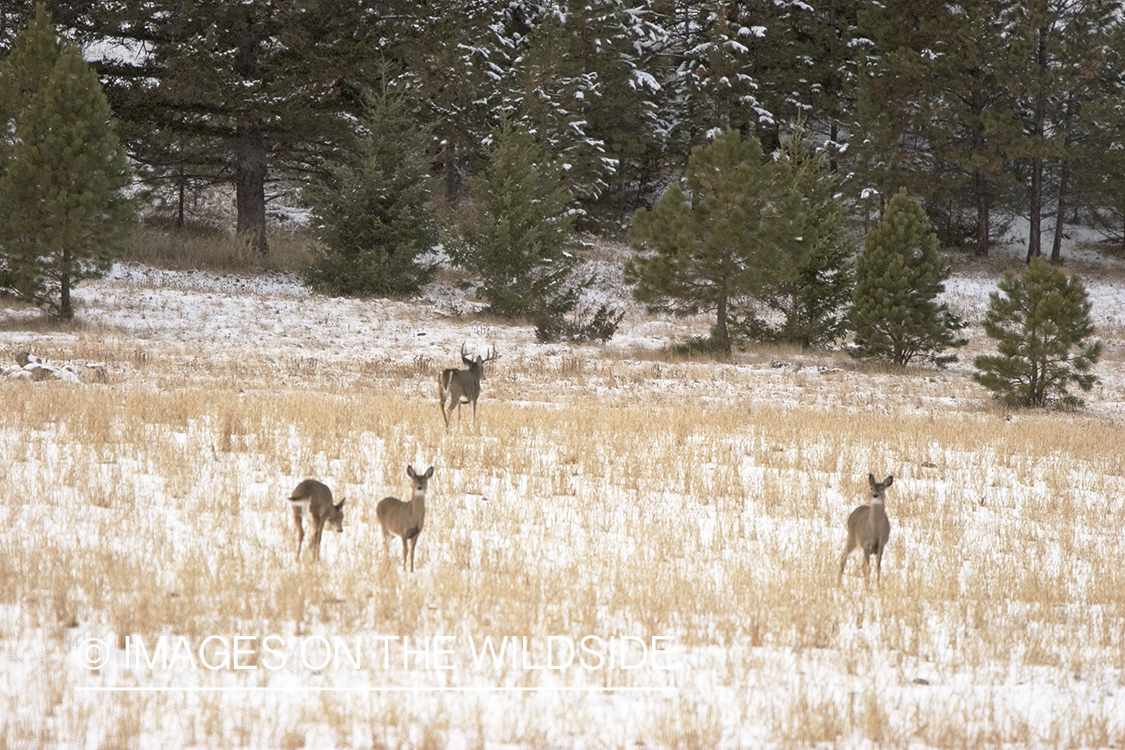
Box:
2, 332, 1124, 747
124, 222, 313, 274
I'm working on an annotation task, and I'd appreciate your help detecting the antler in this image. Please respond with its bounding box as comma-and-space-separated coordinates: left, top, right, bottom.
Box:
482, 345, 499, 362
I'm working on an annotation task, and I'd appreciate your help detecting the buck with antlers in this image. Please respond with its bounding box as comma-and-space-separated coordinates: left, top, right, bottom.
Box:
438, 343, 498, 428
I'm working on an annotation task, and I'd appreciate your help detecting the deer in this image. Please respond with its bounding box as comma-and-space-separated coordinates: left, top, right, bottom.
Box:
288, 479, 346, 562
838, 474, 894, 587
376, 465, 434, 572
438, 343, 499, 428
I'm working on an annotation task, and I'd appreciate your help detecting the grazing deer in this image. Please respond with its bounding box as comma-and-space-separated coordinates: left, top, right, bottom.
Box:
438, 343, 498, 428
376, 465, 434, 572
838, 474, 894, 586
288, 479, 346, 562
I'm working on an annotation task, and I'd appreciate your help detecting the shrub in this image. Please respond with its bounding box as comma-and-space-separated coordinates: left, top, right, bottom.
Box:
534, 304, 625, 344
849, 189, 966, 366
972, 258, 1101, 408
304, 89, 437, 298
445, 118, 587, 319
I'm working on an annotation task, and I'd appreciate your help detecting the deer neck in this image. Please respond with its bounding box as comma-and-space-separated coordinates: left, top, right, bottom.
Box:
868, 500, 886, 526
409, 490, 427, 521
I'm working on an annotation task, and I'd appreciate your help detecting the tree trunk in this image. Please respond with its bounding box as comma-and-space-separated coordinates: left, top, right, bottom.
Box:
176, 165, 186, 229
974, 168, 989, 257
1051, 96, 1076, 265
716, 286, 731, 355
971, 84, 989, 257
443, 140, 461, 202
1027, 25, 1048, 264
234, 128, 268, 256
1029, 156, 1043, 262
1051, 160, 1069, 264
60, 272, 72, 319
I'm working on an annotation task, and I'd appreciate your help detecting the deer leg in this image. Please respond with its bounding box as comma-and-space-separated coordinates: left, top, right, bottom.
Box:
409, 537, 417, 573
311, 520, 323, 561
861, 550, 872, 585
838, 537, 856, 583
293, 507, 305, 562
875, 549, 883, 587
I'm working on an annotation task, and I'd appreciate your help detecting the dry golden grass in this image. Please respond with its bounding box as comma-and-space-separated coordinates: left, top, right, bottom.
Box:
1, 324, 1124, 748
124, 223, 313, 274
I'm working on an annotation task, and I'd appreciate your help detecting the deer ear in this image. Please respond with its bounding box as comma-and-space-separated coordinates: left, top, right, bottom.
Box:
337, 499, 346, 510
884, 476, 894, 487
424, 466, 434, 479
407, 465, 416, 478
868, 473, 876, 486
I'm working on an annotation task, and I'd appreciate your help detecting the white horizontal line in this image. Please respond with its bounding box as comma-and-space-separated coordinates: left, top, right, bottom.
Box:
76, 686, 677, 693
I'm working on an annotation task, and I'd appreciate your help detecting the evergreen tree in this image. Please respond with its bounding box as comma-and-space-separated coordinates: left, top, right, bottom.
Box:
0, 1, 36, 56
561, 0, 670, 227
627, 129, 782, 355
390, 0, 504, 202
651, 2, 767, 148
304, 90, 438, 298
738, 128, 854, 349
508, 10, 611, 207
58, 0, 386, 255
1073, 9, 1125, 253
446, 118, 585, 320
732, 0, 861, 154
854, 0, 1027, 255
0, 6, 136, 318
1010, 0, 1121, 263
850, 189, 966, 367
973, 258, 1101, 408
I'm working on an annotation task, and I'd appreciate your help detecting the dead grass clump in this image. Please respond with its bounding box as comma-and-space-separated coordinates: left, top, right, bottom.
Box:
126, 225, 313, 274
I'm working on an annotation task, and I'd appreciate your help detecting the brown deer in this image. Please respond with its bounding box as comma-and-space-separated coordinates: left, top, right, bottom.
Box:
376, 465, 434, 572
838, 474, 893, 586
438, 343, 499, 428
288, 479, 346, 562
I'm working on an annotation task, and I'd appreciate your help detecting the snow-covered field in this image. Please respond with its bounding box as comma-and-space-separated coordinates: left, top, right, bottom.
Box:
1, 233, 1124, 749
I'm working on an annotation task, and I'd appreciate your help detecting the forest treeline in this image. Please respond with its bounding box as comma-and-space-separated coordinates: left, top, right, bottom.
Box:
1, 0, 1123, 259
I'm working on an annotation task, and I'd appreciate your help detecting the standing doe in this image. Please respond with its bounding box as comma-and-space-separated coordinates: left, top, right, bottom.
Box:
376, 465, 434, 572
288, 479, 346, 562
838, 474, 894, 586
438, 343, 498, 428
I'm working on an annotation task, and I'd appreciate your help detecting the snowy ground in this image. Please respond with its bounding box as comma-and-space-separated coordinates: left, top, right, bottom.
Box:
1, 230, 1124, 749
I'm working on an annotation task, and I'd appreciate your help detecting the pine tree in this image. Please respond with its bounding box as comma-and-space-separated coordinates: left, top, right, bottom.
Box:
626, 129, 781, 355
739, 128, 854, 349
850, 189, 966, 367
1071, 7, 1125, 253
304, 89, 438, 298
854, 0, 1027, 255
973, 258, 1101, 408
508, 10, 611, 209
0, 5, 136, 318
390, 0, 503, 202
446, 118, 585, 320
64, 0, 387, 255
